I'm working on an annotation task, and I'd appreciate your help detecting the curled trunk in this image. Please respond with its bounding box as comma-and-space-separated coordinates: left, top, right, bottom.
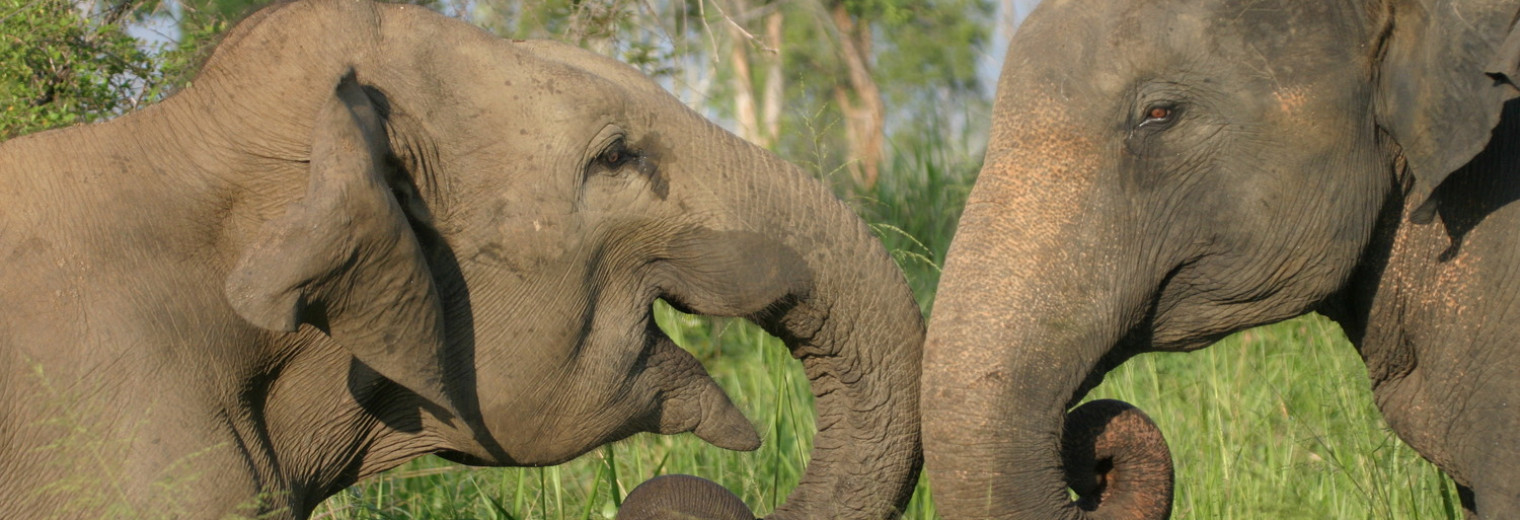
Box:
922, 273, 1176, 519
922, 159, 1173, 519
620, 124, 924, 518
1062, 400, 1173, 519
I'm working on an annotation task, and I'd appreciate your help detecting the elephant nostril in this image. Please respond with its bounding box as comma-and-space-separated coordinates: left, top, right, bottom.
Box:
1062, 399, 1174, 517
1071, 456, 1112, 512
1093, 456, 1113, 496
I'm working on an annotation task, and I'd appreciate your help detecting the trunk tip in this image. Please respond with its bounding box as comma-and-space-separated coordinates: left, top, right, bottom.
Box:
1063, 399, 1174, 519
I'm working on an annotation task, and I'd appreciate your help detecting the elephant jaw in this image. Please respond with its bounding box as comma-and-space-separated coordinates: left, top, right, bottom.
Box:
435, 328, 759, 467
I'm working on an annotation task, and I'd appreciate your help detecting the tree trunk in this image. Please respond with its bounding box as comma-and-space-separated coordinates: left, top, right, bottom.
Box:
761, 8, 784, 145
825, 2, 884, 190
726, 0, 762, 146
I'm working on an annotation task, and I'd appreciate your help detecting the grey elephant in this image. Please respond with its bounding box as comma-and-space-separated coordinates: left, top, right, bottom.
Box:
924, 0, 1520, 518
0, 1, 923, 518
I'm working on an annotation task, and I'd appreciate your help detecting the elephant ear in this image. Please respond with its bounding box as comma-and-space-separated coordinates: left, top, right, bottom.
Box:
1375, 0, 1520, 223
225, 71, 454, 412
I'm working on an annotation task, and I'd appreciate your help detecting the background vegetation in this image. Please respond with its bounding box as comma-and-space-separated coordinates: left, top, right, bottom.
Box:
1, 0, 1458, 517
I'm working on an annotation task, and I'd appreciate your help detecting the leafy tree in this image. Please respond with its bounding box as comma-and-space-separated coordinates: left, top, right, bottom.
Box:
0, 0, 156, 138
0, 0, 228, 140
3, 0, 996, 196
764, 0, 992, 191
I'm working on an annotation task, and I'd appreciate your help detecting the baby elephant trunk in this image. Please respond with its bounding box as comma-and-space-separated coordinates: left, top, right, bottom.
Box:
617, 475, 756, 520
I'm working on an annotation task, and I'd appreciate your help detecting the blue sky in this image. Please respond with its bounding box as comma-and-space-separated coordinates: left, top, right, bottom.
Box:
981, 0, 1042, 92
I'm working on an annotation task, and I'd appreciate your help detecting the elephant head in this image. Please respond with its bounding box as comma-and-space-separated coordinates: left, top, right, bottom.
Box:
70, 0, 922, 516
923, 1, 1520, 518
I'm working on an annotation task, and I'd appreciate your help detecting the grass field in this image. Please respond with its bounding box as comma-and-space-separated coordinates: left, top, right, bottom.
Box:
313, 142, 1462, 519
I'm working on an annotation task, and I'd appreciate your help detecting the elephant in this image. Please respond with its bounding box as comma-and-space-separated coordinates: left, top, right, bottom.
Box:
923, 0, 1520, 518
0, 0, 924, 518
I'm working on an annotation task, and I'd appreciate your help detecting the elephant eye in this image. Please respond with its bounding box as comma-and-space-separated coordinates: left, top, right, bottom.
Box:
1137, 104, 1179, 130
597, 141, 636, 169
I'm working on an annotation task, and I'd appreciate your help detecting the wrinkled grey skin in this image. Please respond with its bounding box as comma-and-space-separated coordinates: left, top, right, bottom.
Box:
0, 1, 922, 518
925, 0, 1520, 518
618, 475, 755, 520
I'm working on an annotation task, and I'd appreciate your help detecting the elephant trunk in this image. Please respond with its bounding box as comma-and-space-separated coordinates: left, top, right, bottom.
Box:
757, 162, 924, 520
629, 125, 923, 519
921, 156, 1172, 519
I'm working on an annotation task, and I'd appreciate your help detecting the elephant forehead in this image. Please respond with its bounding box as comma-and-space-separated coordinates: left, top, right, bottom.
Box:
507, 77, 632, 131
512, 40, 671, 97
1023, 0, 1363, 91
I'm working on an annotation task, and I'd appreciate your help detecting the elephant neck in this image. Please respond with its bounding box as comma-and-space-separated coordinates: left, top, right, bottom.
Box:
1321, 168, 1520, 489
236, 329, 457, 513
1324, 178, 1433, 384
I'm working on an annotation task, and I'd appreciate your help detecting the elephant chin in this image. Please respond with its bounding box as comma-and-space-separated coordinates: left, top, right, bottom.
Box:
616, 474, 756, 520
1061, 399, 1174, 519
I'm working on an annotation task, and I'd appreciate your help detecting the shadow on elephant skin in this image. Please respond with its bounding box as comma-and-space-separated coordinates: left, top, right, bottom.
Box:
1428, 98, 1520, 261
345, 189, 512, 464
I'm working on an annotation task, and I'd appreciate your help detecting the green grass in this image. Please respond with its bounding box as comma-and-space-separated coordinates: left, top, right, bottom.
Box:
313, 142, 1458, 519
1084, 315, 1460, 519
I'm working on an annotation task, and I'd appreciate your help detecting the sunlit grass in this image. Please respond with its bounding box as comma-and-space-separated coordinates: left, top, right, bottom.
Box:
1085, 315, 1459, 519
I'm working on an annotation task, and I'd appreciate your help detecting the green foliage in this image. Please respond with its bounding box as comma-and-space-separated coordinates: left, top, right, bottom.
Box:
0, 0, 228, 140
175, 0, 261, 36
869, 0, 993, 97
0, 0, 153, 138
862, 120, 980, 311
1088, 315, 1459, 519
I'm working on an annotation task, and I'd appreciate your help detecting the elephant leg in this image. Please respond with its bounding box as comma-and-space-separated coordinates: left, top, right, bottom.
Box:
1466, 478, 1520, 519
1369, 371, 1520, 520
1447, 377, 1520, 519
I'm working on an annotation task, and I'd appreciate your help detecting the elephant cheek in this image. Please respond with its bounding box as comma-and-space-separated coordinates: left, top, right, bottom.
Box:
474, 204, 582, 277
